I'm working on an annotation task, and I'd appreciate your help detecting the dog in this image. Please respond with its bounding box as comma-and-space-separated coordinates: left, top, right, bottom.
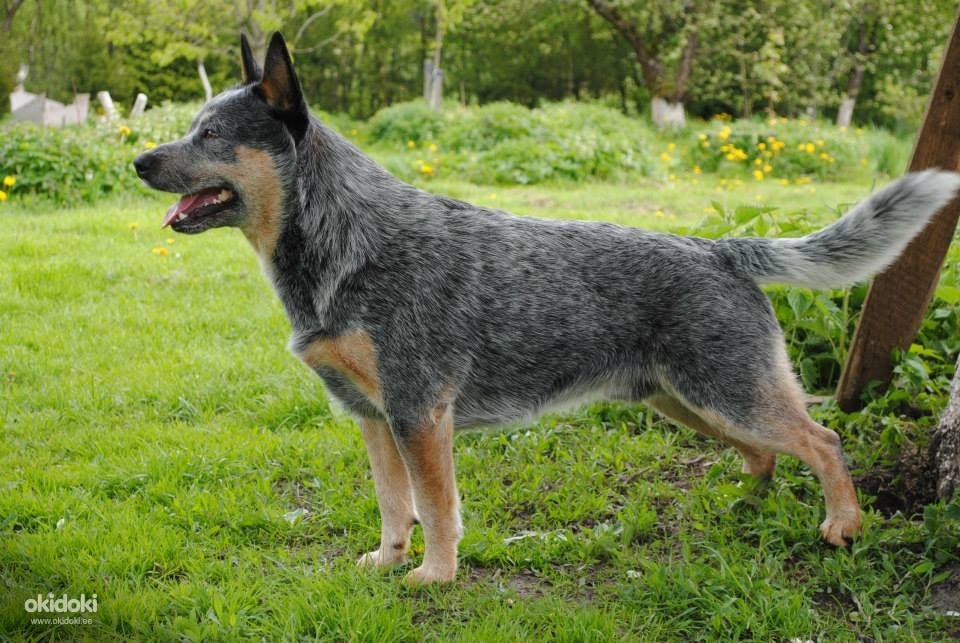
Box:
134, 32, 960, 584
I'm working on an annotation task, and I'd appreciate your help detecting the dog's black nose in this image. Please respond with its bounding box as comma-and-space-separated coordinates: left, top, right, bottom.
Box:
133, 152, 156, 178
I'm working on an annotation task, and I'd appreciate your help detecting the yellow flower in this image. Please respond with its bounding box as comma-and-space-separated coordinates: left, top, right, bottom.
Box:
701, 141, 710, 148
756, 142, 767, 151
778, 178, 790, 185
763, 164, 773, 173
144, 141, 156, 149
428, 143, 438, 152
753, 169, 764, 181
754, 158, 763, 166
697, 133, 708, 141
119, 125, 132, 137
659, 152, 672, 163
419, 163, 434, 176
654, 209, 665, 217
128, 222, 139, 230
717, 126, 731, 142
350, 128, 358, 136
667, 142, 676, 151
166, 237, 175, 244
805, 143, 815, 153
406, 140, 416, 149
703, 206, 716, 213
0, 190, 7, 201
3, 175, 15, 187
692, 165, 702, 175
816, 139, 825, 147
152, 247, 169, 257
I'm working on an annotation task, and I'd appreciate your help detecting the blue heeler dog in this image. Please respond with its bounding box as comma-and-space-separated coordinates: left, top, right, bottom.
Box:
133, 33, 960, 584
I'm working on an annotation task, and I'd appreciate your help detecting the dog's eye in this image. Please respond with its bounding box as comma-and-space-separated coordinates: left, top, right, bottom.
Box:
201, 128, 219, 140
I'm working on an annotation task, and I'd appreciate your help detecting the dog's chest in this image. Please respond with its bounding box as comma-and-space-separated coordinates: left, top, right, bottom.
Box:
294, 330, 384, 411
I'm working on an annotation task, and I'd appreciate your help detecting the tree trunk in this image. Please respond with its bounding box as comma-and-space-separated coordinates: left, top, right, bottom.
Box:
651, 96, 685, 128
198, 60, 212, 103
837, 21, 870, 128
932, 355, 960, 499
427, 1, 444, 110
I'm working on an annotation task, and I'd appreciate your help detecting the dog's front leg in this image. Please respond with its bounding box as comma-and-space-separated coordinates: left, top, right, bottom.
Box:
357, 417, 417, 569
392, 404, 462, 585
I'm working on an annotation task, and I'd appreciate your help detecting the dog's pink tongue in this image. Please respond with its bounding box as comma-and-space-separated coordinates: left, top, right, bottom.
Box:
162, 190, 221, 228
163, 193, 204, 228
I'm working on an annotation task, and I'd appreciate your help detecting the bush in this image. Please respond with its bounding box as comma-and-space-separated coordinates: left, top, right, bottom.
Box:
670, 116, 909, 183
369, 100, 657, 185
0, 102, 197, 206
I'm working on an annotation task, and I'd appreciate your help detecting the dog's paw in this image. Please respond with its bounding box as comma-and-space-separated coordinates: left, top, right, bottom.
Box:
819, 511, 862, 547
356, 548, 407, 570
403, 563, 457, 586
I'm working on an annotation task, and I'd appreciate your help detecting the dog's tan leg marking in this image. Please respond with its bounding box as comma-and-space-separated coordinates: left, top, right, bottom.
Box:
673, 353, 862, 546
649, 394, 776, 478
298, 330, 384, 410
395, 405, 462, 585
356, 417, 417, 570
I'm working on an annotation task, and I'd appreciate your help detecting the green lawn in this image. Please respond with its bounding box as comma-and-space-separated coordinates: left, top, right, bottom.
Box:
1, 179, 958, 641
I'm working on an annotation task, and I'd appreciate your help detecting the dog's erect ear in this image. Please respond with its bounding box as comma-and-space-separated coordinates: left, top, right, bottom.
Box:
255, 32, 309, 141
240, 34, 261, 84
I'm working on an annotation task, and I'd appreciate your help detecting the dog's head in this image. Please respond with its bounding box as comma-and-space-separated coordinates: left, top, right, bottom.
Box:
133, 33, 308, 237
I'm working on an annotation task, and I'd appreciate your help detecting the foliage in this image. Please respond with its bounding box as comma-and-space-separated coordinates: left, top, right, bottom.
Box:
0, 103, 196, 205
367, 100, 909, 186
0, 0, 954, 128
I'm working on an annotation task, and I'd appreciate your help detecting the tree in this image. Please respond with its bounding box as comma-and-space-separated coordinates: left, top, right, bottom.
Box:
584, 0, 706, 127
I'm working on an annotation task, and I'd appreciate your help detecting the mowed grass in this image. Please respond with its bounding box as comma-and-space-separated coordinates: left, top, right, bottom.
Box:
1, 179, 956, 641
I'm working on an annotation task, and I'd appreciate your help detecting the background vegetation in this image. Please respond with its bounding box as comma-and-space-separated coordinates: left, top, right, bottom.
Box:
1, 0, 956, 130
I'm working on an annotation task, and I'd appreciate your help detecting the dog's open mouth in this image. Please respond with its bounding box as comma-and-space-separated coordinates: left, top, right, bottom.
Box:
163, 187, 236, 229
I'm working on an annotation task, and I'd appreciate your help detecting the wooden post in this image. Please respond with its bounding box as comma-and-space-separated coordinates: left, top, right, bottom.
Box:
836, 8, 960, 411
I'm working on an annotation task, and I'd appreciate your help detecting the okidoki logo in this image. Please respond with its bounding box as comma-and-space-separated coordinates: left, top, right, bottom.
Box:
24, 593, 97, 613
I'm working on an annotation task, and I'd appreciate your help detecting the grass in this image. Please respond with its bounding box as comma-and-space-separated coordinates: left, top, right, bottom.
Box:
1, 176, 958, 641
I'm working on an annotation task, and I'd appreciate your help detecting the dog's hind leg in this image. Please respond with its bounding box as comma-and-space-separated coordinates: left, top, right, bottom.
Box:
357, 417, 418, 569
391, 404, 462, 585
666, 361, 862, 546
648, 394, 776, 479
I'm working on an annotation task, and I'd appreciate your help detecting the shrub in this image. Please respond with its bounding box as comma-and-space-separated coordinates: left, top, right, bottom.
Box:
367, 100, 445, 145
0, 102, 197, 206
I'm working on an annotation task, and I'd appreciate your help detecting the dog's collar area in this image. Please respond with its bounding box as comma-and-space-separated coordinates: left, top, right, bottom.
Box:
163, 188, 236, 228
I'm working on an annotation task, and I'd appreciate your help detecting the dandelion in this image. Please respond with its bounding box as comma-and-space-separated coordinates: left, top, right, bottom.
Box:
350, 128, 358, 136
701, 140, 710, 148
166, 238, 175, 245
419, 163, 434, 176
778, 178, 790, 186
3, 175, 15, 187
128, 222, 139, 230
659, 152, 672, 163
119, 125, 132, 137
406, 140, 416, 149
428, 143, 438, 152
667, 142, 676, 151
754, 158, 763, 166
697, 133, 708, 141
804, 143, 815, 153
717, 126, 731, 142
144, 141, 156, 149
152, 247, 169, 257
763, 164, 773, 173
757, 142, 767, 151
654, 209, 665, 217
0, 190, 7, 201
692, 165, 702, 175
753, 169, 764, 181
816, 139, 825, 147
704, 206, 716, 213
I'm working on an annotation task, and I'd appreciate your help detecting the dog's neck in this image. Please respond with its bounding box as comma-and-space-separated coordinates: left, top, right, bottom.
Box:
269, 118, 412, 341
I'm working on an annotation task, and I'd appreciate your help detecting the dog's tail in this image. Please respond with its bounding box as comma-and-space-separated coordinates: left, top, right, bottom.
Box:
716, 169, 960, 288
